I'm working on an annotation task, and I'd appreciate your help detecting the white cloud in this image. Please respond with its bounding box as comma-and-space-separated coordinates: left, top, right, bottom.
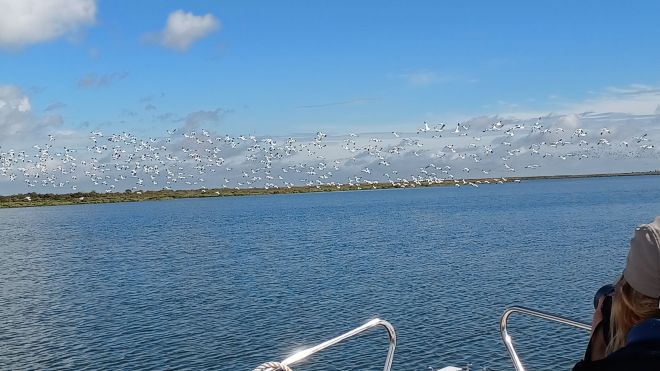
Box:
558, 113, 580, 129
0, 0, 96, 49
145, 10, 220, 52
0, 85, 33, 135
0, 85, 61, 141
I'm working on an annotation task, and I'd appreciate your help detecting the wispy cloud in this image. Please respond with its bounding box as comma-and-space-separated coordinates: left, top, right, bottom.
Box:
392, 70, 451, 86
78, 72, 128, 89
296, 98, 374, 109
179, 108, 232, 131
0, 0, 96, 50
44, 101, 66, 112
603, 84, 660, 96
497, 83, 660, 119
568, 84, 660, 115
143, 10, 220, 52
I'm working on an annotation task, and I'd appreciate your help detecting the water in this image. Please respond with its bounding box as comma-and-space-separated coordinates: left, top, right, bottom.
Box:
1, 176, 659, 370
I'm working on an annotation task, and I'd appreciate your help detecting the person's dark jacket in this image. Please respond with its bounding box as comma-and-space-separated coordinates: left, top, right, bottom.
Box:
573, 318, 660, 370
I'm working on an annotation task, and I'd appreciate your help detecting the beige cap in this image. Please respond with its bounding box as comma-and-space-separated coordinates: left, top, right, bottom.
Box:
623, 216, 660, 298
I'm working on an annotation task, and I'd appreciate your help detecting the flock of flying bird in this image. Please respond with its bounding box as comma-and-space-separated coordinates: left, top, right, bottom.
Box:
0, 118, 657, 195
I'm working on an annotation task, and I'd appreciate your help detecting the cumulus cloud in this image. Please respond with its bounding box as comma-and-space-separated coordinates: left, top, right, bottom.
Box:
144, 10, 220, 51
78, 72, 128, 88
0, 85, 33, 137
0, 85, 61, 142
0, 0, 96, 49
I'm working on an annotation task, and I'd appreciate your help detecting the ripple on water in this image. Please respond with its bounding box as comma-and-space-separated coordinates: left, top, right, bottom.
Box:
0, 176, 659, 370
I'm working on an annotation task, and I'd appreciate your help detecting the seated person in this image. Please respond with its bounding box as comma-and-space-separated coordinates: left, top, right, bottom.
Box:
573, 216, 660, 370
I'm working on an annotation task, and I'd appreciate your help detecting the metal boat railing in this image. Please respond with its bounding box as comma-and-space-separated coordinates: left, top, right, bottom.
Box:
253, 307, 589, 371
252, 318, 396, 371
500, 306, 592, 371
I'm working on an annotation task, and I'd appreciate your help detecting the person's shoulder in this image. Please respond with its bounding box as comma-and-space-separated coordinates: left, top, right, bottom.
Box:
573, 340, 660, 371
608, 339, 660, 360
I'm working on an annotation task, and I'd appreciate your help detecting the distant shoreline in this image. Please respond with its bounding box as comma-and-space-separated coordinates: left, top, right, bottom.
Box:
1, 170, 659, 209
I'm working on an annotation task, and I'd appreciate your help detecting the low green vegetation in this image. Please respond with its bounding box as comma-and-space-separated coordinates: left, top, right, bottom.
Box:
1, 171, 658, 209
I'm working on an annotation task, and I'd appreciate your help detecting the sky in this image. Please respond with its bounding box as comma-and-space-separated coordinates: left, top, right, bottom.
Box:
1, 0, 659, 195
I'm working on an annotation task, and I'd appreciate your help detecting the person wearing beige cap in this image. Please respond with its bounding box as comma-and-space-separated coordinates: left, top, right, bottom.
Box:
573, 216, 660, 370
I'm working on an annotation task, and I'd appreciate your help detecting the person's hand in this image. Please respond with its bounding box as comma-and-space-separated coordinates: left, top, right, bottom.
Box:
585, 296, 609, 361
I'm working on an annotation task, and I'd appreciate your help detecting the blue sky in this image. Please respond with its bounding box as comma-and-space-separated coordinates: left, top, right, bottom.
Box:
2, 0, 660, 140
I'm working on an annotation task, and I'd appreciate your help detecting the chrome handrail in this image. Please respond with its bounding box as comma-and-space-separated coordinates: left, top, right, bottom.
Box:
500, 306, 592, 371
253, 318, 396, 371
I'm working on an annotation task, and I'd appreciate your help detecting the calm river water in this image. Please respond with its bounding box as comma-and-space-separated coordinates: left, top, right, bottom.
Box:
2, 176, 660, 370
